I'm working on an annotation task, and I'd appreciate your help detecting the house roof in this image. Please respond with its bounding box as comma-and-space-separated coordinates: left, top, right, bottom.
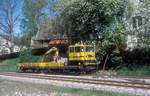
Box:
49, 37, 69, 45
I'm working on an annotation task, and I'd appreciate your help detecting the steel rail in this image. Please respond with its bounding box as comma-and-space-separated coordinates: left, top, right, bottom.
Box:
0, 72, 150, 89
7, 72, 150, 85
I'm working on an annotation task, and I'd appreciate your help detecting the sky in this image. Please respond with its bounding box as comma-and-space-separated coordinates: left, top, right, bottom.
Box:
0, 0, 59, 37
14, 0, 24, 36
0, 0, 24, 36
14, 0, 59, 36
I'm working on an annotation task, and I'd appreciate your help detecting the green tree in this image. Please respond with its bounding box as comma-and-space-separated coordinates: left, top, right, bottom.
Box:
21, 0, 48, 37
50, 0, 131, 68
53, 0, 128, 45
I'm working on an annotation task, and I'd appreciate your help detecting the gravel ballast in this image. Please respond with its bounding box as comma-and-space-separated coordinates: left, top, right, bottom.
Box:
0, 75, 150, 96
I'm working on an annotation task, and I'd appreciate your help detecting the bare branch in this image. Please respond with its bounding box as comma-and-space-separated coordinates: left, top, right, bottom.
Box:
0, 0, 19, 52
0, 34, 10, 41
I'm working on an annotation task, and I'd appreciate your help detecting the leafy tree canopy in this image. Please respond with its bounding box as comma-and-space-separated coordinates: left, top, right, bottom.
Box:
53, 0, 128, 44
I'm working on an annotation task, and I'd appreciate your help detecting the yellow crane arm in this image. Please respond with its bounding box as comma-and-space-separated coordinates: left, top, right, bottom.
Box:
41, 47, 59, 62
45, 47, 59, 56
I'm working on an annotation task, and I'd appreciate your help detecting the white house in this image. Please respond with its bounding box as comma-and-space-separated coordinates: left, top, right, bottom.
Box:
0, 36, 20, 55
125, 0, 149, 49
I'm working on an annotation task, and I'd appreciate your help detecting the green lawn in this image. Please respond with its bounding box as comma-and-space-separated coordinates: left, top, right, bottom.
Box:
117, 66, 150, 77
49, 86, 134, 96
0, 58, 19, 72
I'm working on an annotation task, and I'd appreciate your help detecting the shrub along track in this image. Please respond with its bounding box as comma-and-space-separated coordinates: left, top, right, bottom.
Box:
0, 72, 150, 90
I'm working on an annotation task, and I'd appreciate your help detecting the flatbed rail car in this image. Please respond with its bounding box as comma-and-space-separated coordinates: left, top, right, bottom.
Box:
18, 43, 97, 73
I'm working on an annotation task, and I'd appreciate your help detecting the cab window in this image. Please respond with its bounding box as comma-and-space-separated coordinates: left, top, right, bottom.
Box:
69, 47, 74, 52
75, 47, 84, 52
86, 47, 94, 52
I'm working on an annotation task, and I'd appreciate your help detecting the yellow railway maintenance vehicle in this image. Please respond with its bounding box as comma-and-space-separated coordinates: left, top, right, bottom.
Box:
18, 43, 97, 73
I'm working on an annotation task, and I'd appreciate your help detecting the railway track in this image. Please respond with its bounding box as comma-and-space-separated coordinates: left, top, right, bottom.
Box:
0, 72, 150, 90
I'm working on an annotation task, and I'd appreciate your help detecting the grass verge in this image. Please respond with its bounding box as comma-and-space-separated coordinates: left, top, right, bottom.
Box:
117, 66, 150, 76
50, 86, 133, 96
0, 58, 19, 72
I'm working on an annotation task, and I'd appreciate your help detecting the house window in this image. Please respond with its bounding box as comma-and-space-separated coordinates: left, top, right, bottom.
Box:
133, 17, 137, 28
138, 16, 142, 26
139, 0, 144, 3
132, 16, 143, 29
1, 49, 9, 54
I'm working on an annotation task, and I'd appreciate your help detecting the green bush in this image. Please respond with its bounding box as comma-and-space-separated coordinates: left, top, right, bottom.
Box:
19, 48, 41, 63
116, 48, 150, 76
97, 42, 123, 69
110, 50, 123, 67
123, 48, 150, 66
